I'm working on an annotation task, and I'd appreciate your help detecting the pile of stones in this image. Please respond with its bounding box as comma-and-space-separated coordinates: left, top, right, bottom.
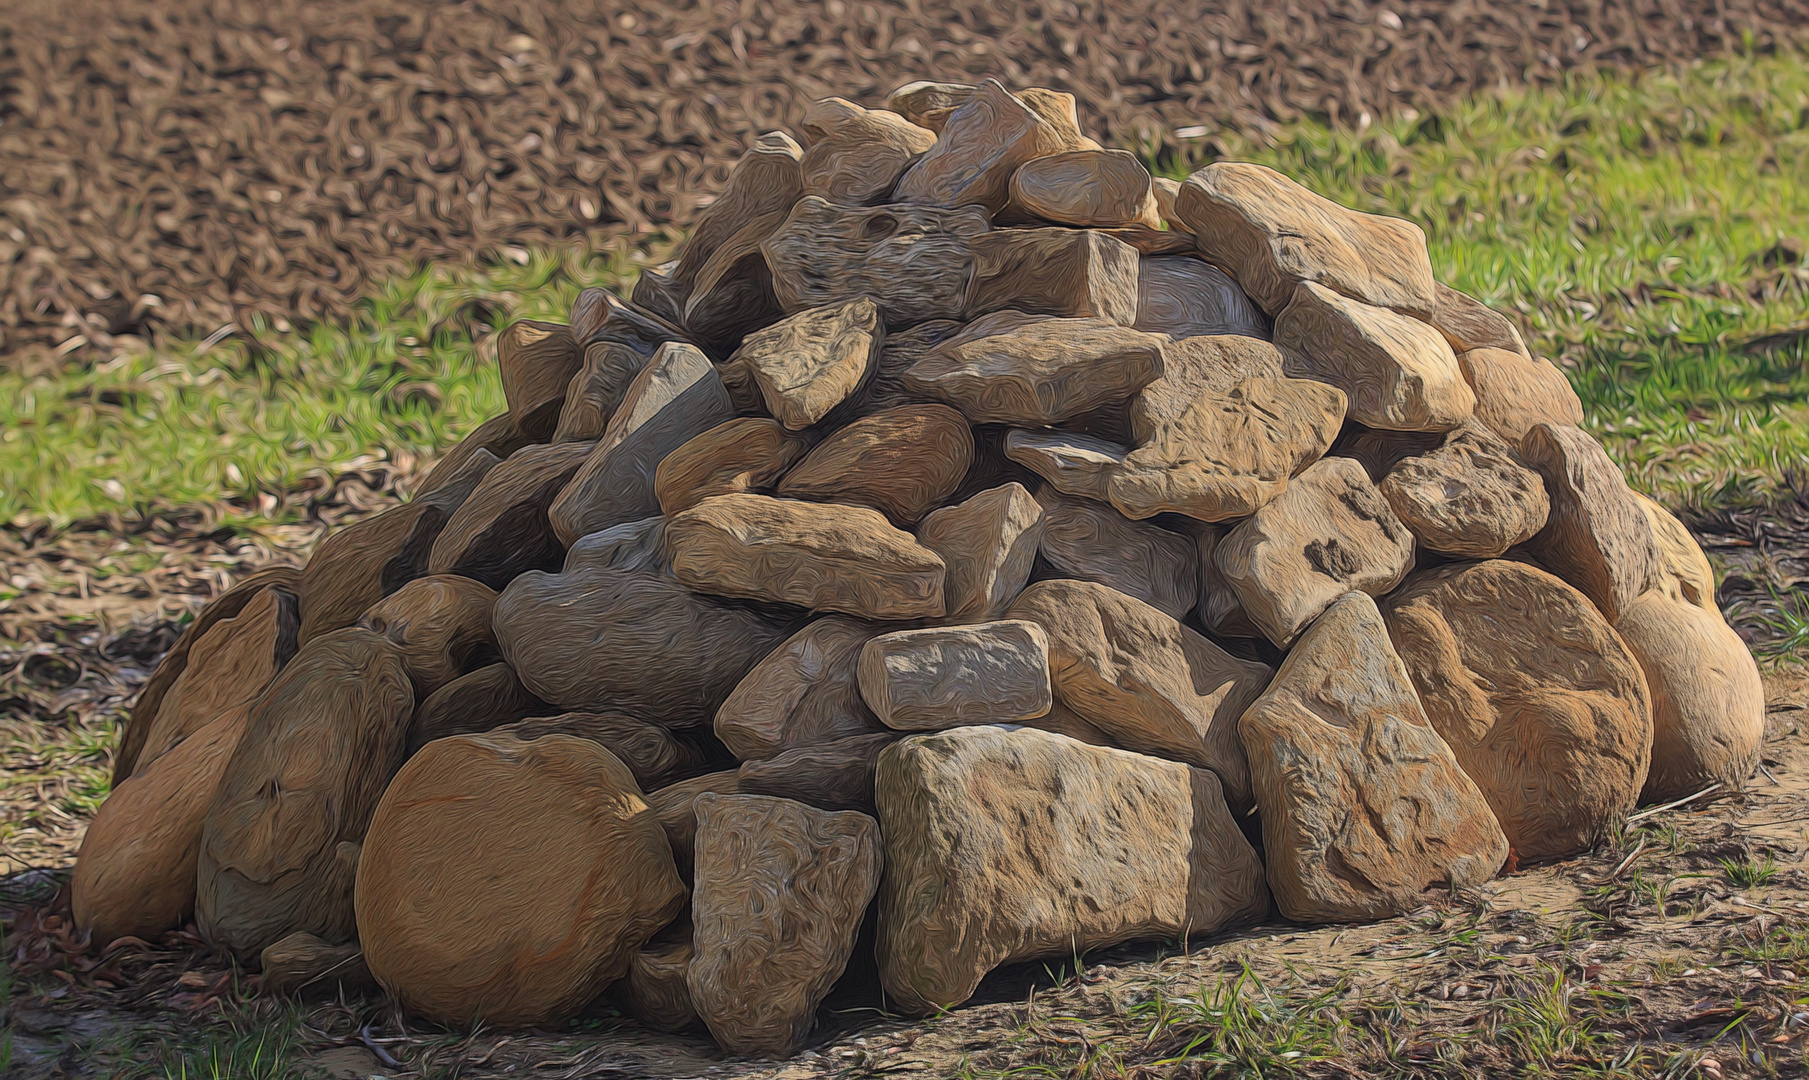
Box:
69, 79, 1763, 1056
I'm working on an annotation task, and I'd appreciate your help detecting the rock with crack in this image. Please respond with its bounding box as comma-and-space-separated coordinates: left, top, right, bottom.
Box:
1035, 490, 1200, 620
1133, 257, 1270, 341
654, 418, 813, 516
894, 79, 1065, 214
1274, 281, 1473, 432
1519, 422, 1661, 623
799, 98, 937, 205
776, 404, 973, 525
715, 616, 887, 761
1004, 429, 1128, 502
1378, 424, 1550, 559
762, 197, 991, 327
858, 621, 1053, 730
1125, 335, 1289, 444
917, 482, 1045, 623
962, 229, 1141, 325
727, 297, 885, 430
904, 312, 1165, 426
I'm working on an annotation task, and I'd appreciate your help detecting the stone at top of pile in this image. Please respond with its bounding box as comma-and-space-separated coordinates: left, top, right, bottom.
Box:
72, 76, 1766, 1060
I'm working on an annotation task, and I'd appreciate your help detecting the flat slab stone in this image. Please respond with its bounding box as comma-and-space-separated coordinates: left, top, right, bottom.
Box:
1274, 281, 1473, 432
1428, 283, 1530, 357
1126, 335, 1288, 444
430, 441, 595, 589
917, 482, 1045, 623
775, 404, 973, 525
904, 312, 1165, 426
736, 732, 900, 814
1004, 429, 1128, 502
729, 297, 885, 430
554, 341, 647, 443
858, 621, 1052, 730
962, 229, 1141, 325
654, 418, 813, 516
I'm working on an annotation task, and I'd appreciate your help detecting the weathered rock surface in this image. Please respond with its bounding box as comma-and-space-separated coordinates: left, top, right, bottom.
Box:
905, 312, 1164, 426
654, 418, 813, 516
668, 494, 947, 620
1520, 422, 1662, 623
715, 616, 885, 762
357, 575, 498, 698
415, 419, 516, 498
858, 621, 1052, 730
1004, 429, 1127, 501
762, 197, 991, 327
553, 341, 646, 443
1017, 87, 1098, 151
674, 131, 803, 295
570, 286, 688, 355
962, 229, 1141, 325
494, 712, 714, 792
776, 404, 973, 524
1457, 348, 1585, 450
405, 662, 547, 755
498, 320, 581, 439
1036, 491, 1199, 620
1240, 592, 1508, 922
682, 209, 786, 354
1133, 257, 1271, 341
1193, 524, 1266, 640
1007, 579, 1271, 805
564, 515, 672, 578
894, 79, 1063, 214
429, 441, 595, 589
1383, 560, 1653, 862
799, 98, 937, 205
647, 771, 742, 878
884, 80, 974, 129
1008, 149, 1155, 228
258, 931, 377, 998
1125, 335, 1288, 443
1427, 283, 1530, 358
1275, 281, 1473, 432
1379, 425, 1550, 559
1638, 493, 1717, 610
1175, 161, 1438, 318
918, 482, 1045, 623
875, 726, 1268, 1014
689, 794, 883, 1055
356, 732, 685, 1028
1217, 456, 1416, 646
619, 921, 698, 1033
737, 732, 899, 814
732, 298, 885, 430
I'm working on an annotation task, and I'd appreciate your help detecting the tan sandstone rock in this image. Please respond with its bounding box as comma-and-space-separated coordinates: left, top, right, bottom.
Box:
884, 81, 974, 129
1427, 283, 1530, 358
357, 574, 498, 698
654, 418, 813, 516
1035, 491, 1199, 620
1520, 423, 1662, 623
258, 931, 377, 998
553, 341, 646, 443
1457, 348, 1585, 450
674, 132, 804, 295
498, 320, 581, 440
1637, 493, 1717, 609
715, 617, 886, 762
917, 482, 1046, 623
776, 404, 973, 525
1126, 335, 1288, 444
428, 441, 595, 588
1379, 425, 1550, 559
858, 621, 1052, 730
730, 298, 885, 430
1003, 430, 1127, 502
894, 79, 1064, 214
962, 229, 1141, 325
799, 98, 937, 205
762, 197, 991, 327
1008, 149, 1157, 228
1274, 281, 1473, 432
904, 312, 1165, 426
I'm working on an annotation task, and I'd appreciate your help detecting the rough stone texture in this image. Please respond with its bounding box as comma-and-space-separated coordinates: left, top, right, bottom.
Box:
619, 922, 699, 1033
564, 516, 672, 578
654, 418, 813, 516
570, 286, 688, 356
858, 621, 1053, 730
905, 312, 1165, 426
762, 197, 991, 327
682, 209, 786, 355
776, 404, 973, 525
1017, 86, 1099, 151
885, 81, 974, 129
1617, 590, 1765, 803
1383, 560, 1654, 862
258, 931, 377, 998
1036, 491, 1199, 620
894, 79, 1063, 214
405, 662, 547, 755
1456, 348, 1585, 451
875, 726, 1268, 1015
1427, 283, 1530, 358
356, 732, 686, 1029
962, 229, 1141, 325
1004, 429, 1126, 501
1520, 423, 1662, 624
197, 628, 415, 960
550, 342, 736, 545
1133, 257, 1271, 341
647, 771, 742, 879
1008, 149, 1156, 228
553, 341, 647, 443
1007, 579, 1271, 806
673, 131, 803, 296
668, 494, 947, 620
1240, 592, 1508, 923
1151, 176, 1185, 230
498, 319, 581, 440
1175, 161, 1438, 319
1217, 456, 1417, 647
494, 712, 715, 792
1106, 376, 1347, 523
1193, 524, 1266, 640
800, 98, 937, 205
1637, 493, 1718, 610
689, 794, 883, 1056
715, 616, 886, 762
494, 565, 787, 727
357, 575, 499, 698
918, 482, 1046, 623
428, 441, 595, 589
1274, 281, 1473, 432
1126, 335, 1288, 444
732, 298, 885, 430
737, 732, 900, 814
1379, 425, 1550, 559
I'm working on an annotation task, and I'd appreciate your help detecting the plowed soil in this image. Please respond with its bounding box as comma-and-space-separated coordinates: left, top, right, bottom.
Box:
4, 0, 1808, 359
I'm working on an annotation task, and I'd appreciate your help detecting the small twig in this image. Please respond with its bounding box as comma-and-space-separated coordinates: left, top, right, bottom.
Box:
1760, 763, 1781, 785
1606, 839, 1649, 881
1627, 783, 1723, 823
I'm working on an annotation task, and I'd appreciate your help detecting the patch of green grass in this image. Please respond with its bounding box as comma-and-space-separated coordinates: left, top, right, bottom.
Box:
1723, 854, 1783, 889
1132, 965, 1353, 1075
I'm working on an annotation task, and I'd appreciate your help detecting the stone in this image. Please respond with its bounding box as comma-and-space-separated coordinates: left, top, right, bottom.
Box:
858, 621, 1053, 730
428, 441, 595, 588
1106, 376, 1347, 523
1275, 281, 1473, 432
884, 81, 974, 129
1174, 161, 1438, 318
732, 298, 885, 430
1004, 429, 1127, 501
962, 229, 1141, 325
357, 575, 499, 698
833, 318, 966, 420
619, 921, 698, 1033
673, 131, 804, 295
1427, 283, 1530, 358
776, 404, 972, 524
1126, 335, 1288, 444
553, 341, 646, 443
894, 79, 1064, 214
689, 794, 883, 1056
1616, 590, 1764, 803
549, 342, 735, 545
197, 628, 415, 960
904, 313, 1165, 425
763, 197, 991, 327
1193, 524, 1266, 640
493, 712, 715, 792
405, 662, 547, 755
875, 726, 1267, 1015
682, 209, 787, 355
1520, 423, 1662, 623
569, 287, 688, 356
1637, 493, 1717, 609
259, 931, 377, 998
647, 771, 741, 878
1008, 149, 1156, 228
1020, 701, 1118, 746
630, 264, 687, 327
715, 616, 886, 762
1097, 224, 1198, 256
498, 320, 581, 440
737, 732, 899, 814
1007, 579, 1272, 805
1035, 492, 1199, 620
415, 416, 520, 498
1382, 560, 1653, 862
654, 417, 813, 516
1133, 257, 1271, 341
1240, 592, 1509, 922
799, 98, 938, 205
1458, 348, 1586, 451
668, 495, 946, 620
1151, 176, 1185, 230
1017, 87, 1099, 151
1217, 455, 1417, 646
1379, 425, 1550, 559
355, 732, 685, 1028
918, 482, 1045, 622
564, 515, 672, 578
494, 565, 787, 727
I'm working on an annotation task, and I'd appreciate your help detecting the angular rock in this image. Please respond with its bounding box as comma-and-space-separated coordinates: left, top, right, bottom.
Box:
1217, 455, 1417, 646
1126, 335, 1288, 444
1382, 560, 1654, 861
1458, 348, 1586, 450
630, 264, 687, 328
197, 628, 415, 959
763, 197, 991, 327
569, 287, 688, 355
1133, 257, 1271, 341
1193, 524, 1266, 640
776, 404, 972, 524
884, 81, 975, 129
553, 341, 646, 443
405, 662, 547, 755
1175, 161, 1438, 318
259, 931, 377, 998
1520, 423, 1662, 623
737, 732, 900, 814
1379, 425, 1549, 559
549, 342, 735, 545
1008, 149, 1156, 228
715, 616, 885, 762
494, 711, 714, 792
1017, 87, 1099, 151
356, 732, 685, 1028
674, 131, 804, 294
1107, 376, 1347, 523
415, 416, 519, 499
689, 794, 882, 1055
1275, 281, 1473, 432
654, 417, 813, 516
731, 298, 885, 430
1151, 176, 1185, 230
1240, 592, 1509, 922
357, 575, 498, 698
800, 98, 937, 205
429, 441, 595, 589
498, 320, 581, 440
858, 621, 1052, 730
875, 726, 1267, 1014
1637, 493, 1717, 610
619, 920, 698, 1033
904, 313, 1164, 425
1035, 492, 1199, 620
962, 229, 1141, 325
682, 209, 786, 355
1007, 579, 1271, 805
918, 482, 1045, 622
894, 79, 1063, 214
668, 495, 946, 620
647, 771, 742, 878
564, 515, 672, 578
1427, 283, 1530, 358
1004, 429, 1127, 501
494, 565, 787, 726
